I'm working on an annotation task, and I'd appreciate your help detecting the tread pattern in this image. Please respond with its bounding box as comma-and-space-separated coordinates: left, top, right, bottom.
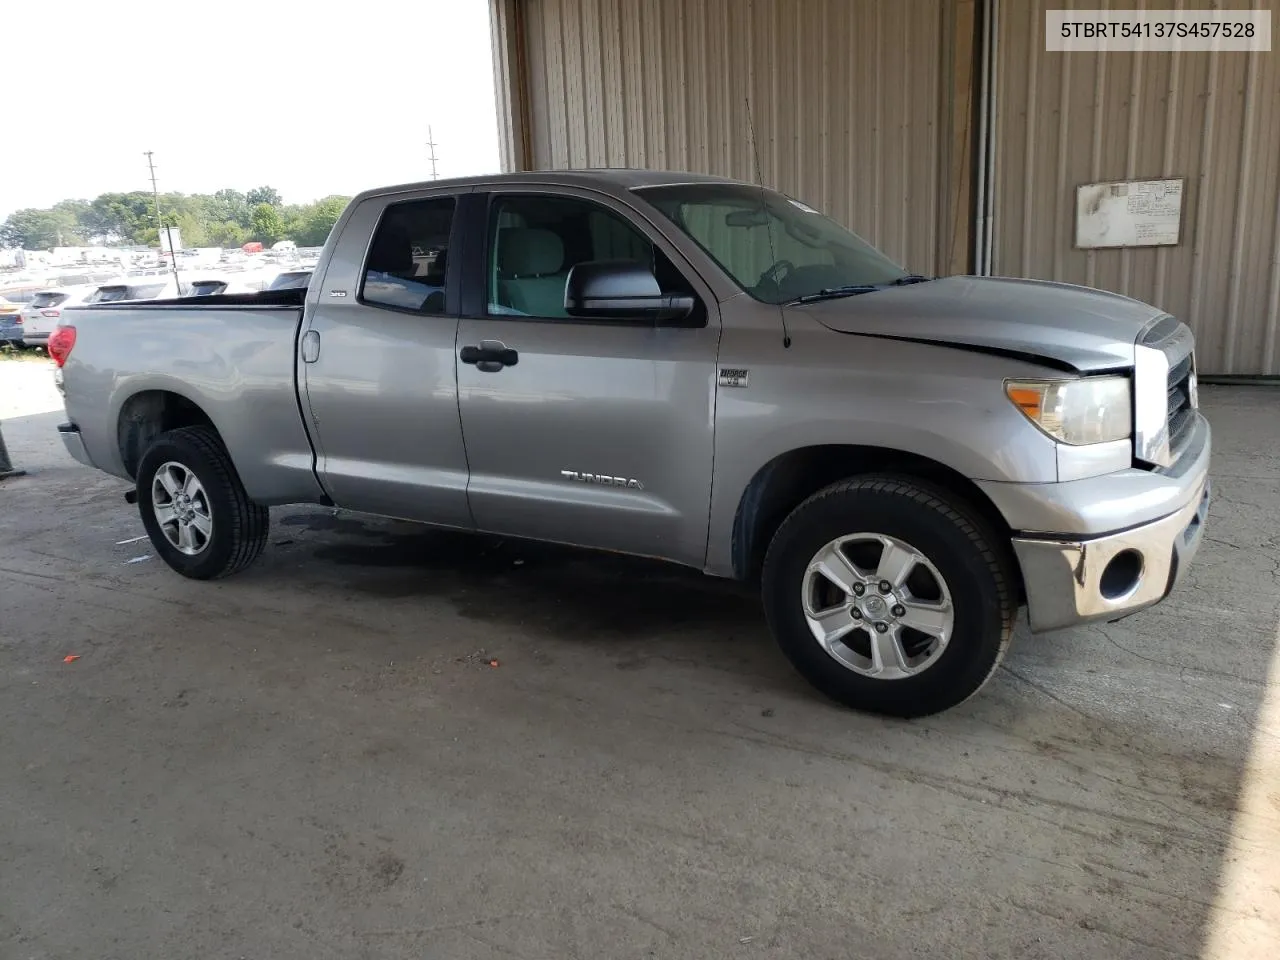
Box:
762, 474, 1018, 712
163, 425, 270, 578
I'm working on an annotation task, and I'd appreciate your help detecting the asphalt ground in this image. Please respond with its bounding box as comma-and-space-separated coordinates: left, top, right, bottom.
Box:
2, 356, 1277, 959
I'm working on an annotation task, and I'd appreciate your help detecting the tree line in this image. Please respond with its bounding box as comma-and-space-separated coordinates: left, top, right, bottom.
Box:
0, 187, 351, 251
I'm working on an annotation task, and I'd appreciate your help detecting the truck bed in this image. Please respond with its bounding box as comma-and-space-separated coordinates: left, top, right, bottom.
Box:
60, 290, 325, 506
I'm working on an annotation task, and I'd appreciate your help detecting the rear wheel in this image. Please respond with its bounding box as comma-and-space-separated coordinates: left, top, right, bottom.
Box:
761, 476, 1016, 717
136, 426, 269, 579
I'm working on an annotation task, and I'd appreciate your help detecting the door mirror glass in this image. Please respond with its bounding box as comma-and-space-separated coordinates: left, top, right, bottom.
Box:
564, 260, 695, 322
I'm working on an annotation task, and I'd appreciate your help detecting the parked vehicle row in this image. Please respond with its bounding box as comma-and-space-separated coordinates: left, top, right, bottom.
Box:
51, 170, 1211, 718
2, 267, 313, 347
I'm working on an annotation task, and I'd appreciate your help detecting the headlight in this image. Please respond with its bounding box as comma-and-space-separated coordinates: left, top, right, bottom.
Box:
1005, 376, 1131, 445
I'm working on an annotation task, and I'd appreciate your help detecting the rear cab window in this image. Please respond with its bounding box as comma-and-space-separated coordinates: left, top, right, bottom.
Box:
360, 197, 455, 314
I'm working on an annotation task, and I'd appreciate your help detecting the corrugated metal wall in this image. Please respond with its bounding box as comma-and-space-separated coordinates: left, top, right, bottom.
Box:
512, 0, 962, 275
991, 0, 1280, 375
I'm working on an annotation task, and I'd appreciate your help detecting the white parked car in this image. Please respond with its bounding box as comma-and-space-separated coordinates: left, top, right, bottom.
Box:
18, 286, 98, 346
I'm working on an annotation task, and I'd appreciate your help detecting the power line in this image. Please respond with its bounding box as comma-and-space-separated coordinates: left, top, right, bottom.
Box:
143, 151, 182, 290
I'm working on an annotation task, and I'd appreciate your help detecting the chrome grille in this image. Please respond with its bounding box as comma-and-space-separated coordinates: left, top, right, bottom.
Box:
1134, 316, 1197, 470
1166, 352, 1196, 457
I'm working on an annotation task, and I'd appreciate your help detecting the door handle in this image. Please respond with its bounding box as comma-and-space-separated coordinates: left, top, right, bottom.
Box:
459, 340, 518, 373
301, 329, 321, 363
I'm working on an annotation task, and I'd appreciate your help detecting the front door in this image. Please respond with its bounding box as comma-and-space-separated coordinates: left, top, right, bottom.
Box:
454, 186, 720, 568
300, 189, 473, 527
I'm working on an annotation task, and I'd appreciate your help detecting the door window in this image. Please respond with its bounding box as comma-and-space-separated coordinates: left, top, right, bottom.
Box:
361, 196, 455, 314
486, 194, 692, 320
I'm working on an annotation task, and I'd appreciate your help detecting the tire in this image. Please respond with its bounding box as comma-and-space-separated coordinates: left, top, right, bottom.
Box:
761, 475, 1016, 718
136, 426, 270, 580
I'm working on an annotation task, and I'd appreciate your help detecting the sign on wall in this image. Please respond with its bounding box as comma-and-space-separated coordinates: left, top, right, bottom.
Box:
1075, 178, 1185, 249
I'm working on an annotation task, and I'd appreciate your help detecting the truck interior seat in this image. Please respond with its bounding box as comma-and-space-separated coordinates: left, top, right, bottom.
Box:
496, 227, 566, 317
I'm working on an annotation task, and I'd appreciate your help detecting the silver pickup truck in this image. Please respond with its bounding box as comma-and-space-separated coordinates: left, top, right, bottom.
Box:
52, 170, 1211, 717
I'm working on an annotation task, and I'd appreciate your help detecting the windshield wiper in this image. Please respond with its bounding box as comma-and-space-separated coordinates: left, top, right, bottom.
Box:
784, 284, 880, 305
785, 276, 934, 305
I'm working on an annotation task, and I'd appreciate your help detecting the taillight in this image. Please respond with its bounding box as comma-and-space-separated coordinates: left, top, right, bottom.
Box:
41, 309, 61, 318
48, 326, 76, 367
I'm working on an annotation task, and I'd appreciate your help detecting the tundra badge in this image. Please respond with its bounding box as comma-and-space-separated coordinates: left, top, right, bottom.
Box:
718, 367, 749, 388
561, 470, 644, 490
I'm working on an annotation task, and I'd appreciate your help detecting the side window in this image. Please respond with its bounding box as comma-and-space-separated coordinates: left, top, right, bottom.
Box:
487, 194, 660, 319
361, 196, 454, 314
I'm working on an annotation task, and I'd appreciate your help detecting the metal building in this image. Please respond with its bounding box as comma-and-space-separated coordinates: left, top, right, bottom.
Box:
489, 0, 1280, 376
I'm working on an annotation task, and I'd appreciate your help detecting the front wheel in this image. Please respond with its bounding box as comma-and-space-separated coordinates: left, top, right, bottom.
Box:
136, 426, 270, 579
761, 476, 1017, 717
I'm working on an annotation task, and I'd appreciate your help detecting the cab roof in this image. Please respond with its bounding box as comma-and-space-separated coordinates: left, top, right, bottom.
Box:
353, 168, 754, 204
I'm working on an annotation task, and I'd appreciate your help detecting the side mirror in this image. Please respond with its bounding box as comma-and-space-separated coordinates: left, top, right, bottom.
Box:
564, 259, 694, 322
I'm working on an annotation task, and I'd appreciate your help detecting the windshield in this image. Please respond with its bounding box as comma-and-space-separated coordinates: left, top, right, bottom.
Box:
267, 271, 311, 290
86, 286, 128, 303
86, 283, 167, 303
31, 293, 69, 308
188, 281, 227, 296
637, 183, 907, 304
128, 284, 168, 300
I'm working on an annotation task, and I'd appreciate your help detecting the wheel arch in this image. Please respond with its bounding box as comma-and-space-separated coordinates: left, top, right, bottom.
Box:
729, 444, 1020, 595
117, 389, 219, 480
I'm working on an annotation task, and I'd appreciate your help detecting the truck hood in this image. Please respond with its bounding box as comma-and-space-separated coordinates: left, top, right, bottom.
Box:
793, 275, 1167, 372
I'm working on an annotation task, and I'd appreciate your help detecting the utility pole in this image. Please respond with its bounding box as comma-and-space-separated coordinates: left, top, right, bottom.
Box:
426, 126, 439, 180
144, 151, 182, 291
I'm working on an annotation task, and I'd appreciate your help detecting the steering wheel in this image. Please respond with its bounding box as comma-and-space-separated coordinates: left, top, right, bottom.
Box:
758, 260, 796, 290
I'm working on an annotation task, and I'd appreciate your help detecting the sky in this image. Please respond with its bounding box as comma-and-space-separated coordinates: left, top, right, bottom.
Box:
1, 0, 502, 219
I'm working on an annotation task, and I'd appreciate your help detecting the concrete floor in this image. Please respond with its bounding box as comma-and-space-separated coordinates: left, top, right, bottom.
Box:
1, 356, 1277, 959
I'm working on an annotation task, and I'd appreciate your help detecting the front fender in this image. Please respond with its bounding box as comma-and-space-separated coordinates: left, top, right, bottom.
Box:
704, 322, 1064, 577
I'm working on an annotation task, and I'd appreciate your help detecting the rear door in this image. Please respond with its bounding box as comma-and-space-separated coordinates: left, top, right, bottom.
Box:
300, 187, 473, 527
453, 185, 721, 568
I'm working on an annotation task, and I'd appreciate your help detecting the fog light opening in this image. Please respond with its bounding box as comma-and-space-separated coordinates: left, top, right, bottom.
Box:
1100, 549, 1144, 601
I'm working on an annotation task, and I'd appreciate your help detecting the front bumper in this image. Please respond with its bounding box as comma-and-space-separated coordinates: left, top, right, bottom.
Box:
57, 422, 95, 469
1007, 413, 1212, 633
